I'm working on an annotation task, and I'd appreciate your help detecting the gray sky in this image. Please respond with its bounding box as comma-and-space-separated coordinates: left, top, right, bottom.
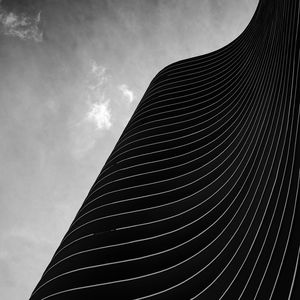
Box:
0, 0, 258, 299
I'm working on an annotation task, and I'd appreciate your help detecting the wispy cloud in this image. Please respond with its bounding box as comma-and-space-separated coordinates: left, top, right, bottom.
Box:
88, 60, 108, 91
87, 100, 112, 130
69, 61, 113, 159
118, 84, 135, 103
0, 6, 42, 42
86, 61, 112, 130
70, 100, 112, 159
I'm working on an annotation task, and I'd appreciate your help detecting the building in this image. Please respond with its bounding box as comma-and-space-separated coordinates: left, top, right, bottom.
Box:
30, 0, 299, 298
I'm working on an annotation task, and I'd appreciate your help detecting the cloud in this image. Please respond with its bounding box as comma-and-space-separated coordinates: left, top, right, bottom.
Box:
71, 102, 112, 160
87, 100, 112, 130
0, 7, 42, 42
68, 61, 113, 159
118, 83, 135, 103
87, 61, 110, 108
69, 99, 112, 160
86, 61, 112, 130
88, 60, 108, 91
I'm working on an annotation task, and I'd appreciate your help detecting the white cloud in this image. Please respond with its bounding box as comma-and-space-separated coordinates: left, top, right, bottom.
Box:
88, 60, 108, 91
0, 8, 42, 42
118, 84, 135, 103
85, 62, 112, 130
91, 60, 105, 76
87, 100, 112, 130
70, 99, 112, 159
3, 12, 18, 26
69, 62, 113, 159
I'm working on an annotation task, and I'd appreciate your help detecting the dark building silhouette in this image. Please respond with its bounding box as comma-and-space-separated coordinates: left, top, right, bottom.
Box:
30, 0, 299, 299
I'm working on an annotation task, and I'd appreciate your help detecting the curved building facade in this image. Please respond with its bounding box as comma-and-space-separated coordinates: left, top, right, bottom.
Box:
30, 0, 299, 299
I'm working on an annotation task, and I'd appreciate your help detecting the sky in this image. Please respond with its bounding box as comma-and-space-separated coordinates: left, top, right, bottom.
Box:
0, 0, 258, 299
